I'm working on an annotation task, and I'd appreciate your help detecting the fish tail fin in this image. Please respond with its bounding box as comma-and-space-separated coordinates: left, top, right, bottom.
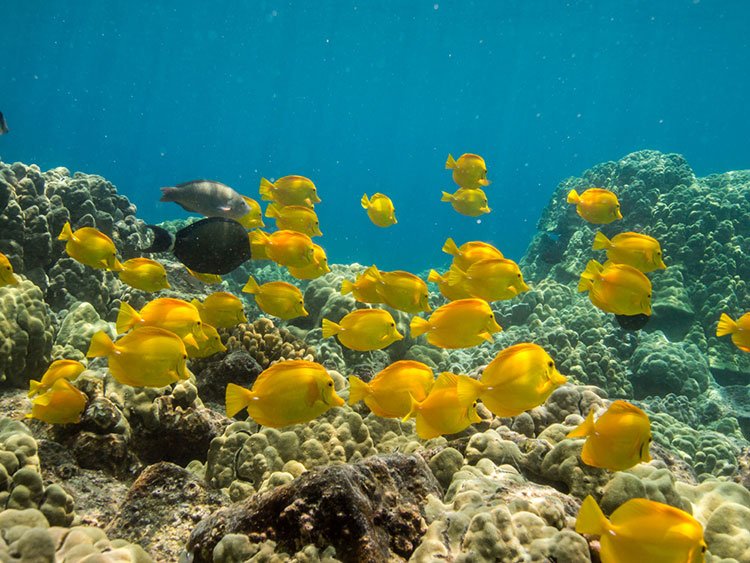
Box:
27, 380, 42, 398
566, 189, 580, 204
592, 231, 612, 251
445, 154, 457, 169
258, 178, 275, 200
578, 260, 603, 292
441, 237, 460, 256
402, 393, 420, 422
567, 408, 596, 438
427, 269, 442, 283
57, 222, 74, 241
242, 276, 261, 295
249, 229, 270, 247
360, 193, 370, 209
347, 376, 371, 405
363, 264, 382, 281
410, 316, 430, 338
456, 375, 483, 407
575, 495, 609, 537
225, 383, 254, 418
115, 302, 141, 334
447, 264, 466, 286
340, 279, 355, 295
321, 318, 342, 339
265, 203, 281, 219
86, 331, 115, 358
717, 313, 737, 337
440, 191, 454, 202
159, 186, 177, 202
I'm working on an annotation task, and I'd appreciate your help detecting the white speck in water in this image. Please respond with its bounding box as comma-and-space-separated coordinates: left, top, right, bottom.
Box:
434, 4, 439, 10
476, 219, 482, 224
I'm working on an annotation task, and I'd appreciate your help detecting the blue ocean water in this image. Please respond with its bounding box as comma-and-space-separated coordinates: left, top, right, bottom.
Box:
1, 1, 748, 271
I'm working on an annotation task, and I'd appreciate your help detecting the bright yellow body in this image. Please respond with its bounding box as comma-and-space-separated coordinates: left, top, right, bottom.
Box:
567, 188, 622, 224
341, 269, 384, 304
250, 229, 315, 268
28, 359, 86, 398
266, 204, 322, 237
225, 360, 344, 427
441, 187, 490, 216
58, 222, 123, 271
410, 298, 501, 349
0, 252, 18, 286
242, 277, 307, 320
403, 372, 481, 439
716, 312, 750, 352
116, 298, 206, 348
361, 193, 397, 227
593, 231, 666, 273
322, 308, 403, 351
192, 292, 247, 328
576, 496, 706, 563
187, 323, 226, 359
445, 153, 490, 189
259, 175, 321, 208
86, 327, 190, 387
579, 260, 652, 316
428, 269, 472, 301
442, 238, 503, 271
568, 400, 652, 471
118, 258, 170, 292
288, 244, 330, 279
448, 258, 529, 302
457, 343, 566, 417
26, 379, 87, 425
348, 360, 434, 418
236, 196, 265, 229
367, 266, 430, 313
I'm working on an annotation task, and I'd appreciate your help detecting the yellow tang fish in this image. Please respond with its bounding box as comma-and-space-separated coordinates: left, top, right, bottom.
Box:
186, 268, 223, 284
26, 378, 87, 425
192, 291, 248, 328
28, 359, 86, 398
248, 230, 271, 260
361, 193, 397, 228
448, 258, 530, 302
348, 360, 434, 418
86, 327, 190, 387
116, 298, 207, 348
457, 343, 566, 417
365, 266, 431, 314
716, 312, 750, 353
58, 222, 124, 271
259, 175, 321, 208
242, 276, 308, 320
118, 257, 170, 292
445, 153, 490, 189
340, 268, 384, 304
322, 308, 403, 351
236, 196, 265, 230
187, 323, 227, 359
441, 187, 491, 217
0, 252, 18, 286
567, 188, 622, 224
265, 203, 322, 237
427, 269, 472, 301
593, 231, 667, 273
288, 244, 331, 280
225, 359, 344, 427
441, 238, 503, 271
578, 260, 652, 316
410, 298, 502, 349
576, 495, 707, 563
249, 229, 315, 268
402, 372, 482, 440
567, 400, 652, 471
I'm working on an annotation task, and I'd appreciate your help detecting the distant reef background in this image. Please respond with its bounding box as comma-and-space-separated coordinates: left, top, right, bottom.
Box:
0, 150, 748, 561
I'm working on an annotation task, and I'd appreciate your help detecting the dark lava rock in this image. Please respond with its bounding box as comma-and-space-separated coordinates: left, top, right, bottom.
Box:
192, 349, 263, 406
187, 453, 442, 563
106, 462, 227, 561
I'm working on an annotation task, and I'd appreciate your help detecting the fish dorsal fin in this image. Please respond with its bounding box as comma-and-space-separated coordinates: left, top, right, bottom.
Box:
607, 400, 647, 417
346, 308, 386, 320
433, 372, 459, 389
307, 379, 321, 406
467, 258, 515, 276
610, 498, 686, 529
495, 342, 540, 363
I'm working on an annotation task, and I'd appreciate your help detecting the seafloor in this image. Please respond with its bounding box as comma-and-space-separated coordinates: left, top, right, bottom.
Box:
0, 150, 748, 562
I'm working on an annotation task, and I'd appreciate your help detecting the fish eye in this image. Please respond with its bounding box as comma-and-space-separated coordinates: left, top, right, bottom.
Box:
648, 437, 652, 443
701, 546, 706, 553
327, 381, 333, 387
182, 354, 187, 359
647, 294, 652, 298
657, 251, 661, 256
547, 361, 554, 367
390, 322, 395, 327
517, 273, 521, 278
472, 401, 477, 407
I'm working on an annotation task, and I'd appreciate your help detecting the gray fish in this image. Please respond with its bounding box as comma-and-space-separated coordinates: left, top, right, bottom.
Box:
0, 112, 8, 135
160, 180, 250, 220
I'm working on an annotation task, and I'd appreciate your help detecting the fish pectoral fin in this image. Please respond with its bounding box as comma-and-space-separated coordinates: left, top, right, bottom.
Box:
306, 382, 321, 407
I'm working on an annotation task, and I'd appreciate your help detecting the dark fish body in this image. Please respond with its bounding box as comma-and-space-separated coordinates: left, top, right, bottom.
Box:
0, 112, 8, 135
615, 313, 650, 331
160, 180, 250, 220
143, 218, 252, 275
